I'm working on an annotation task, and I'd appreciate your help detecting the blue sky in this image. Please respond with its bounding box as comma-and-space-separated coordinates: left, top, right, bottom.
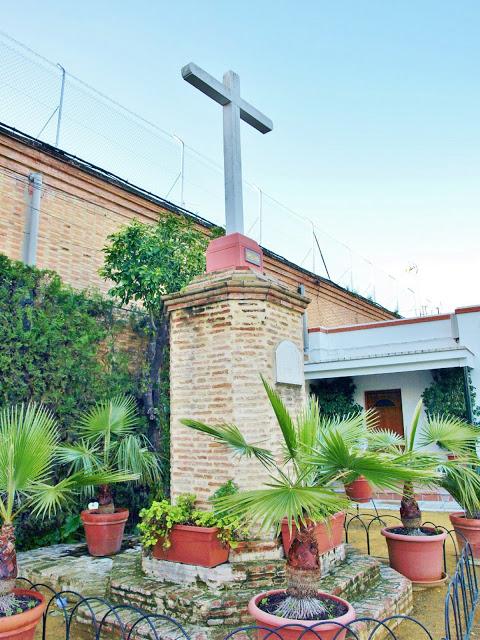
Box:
1, 1, 479, 313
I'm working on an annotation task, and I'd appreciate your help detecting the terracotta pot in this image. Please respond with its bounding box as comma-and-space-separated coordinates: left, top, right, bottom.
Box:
0, 589, 46, 640
152, 524, 229, 567
281, 512, 345, 556
381, 526, 447, 583
449, 512, 480, 560
81, 508, 129, 557
248, 589, 355, 640
344, 476, 373, 503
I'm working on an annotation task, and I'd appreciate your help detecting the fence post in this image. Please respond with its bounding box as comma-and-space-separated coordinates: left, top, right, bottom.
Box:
55, 65, 66, 148
22, 172, 43, 265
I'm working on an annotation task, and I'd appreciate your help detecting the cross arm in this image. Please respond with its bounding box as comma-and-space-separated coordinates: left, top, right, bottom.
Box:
181, 62, 273, 134
182, 62, 230, 107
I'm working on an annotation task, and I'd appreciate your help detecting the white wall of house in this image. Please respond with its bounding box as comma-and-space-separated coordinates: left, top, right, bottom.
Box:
305, 308, 480, 417
352, 370, 434, 441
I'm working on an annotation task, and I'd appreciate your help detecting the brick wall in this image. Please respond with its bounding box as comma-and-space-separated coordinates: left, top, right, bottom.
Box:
165, 269, 308, 503
0, 127, 395, 327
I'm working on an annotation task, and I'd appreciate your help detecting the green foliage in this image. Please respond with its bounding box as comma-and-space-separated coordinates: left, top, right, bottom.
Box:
0, 254, 138, 433
309, 377, 362, 418
138, 493, 244, 550
0, 254, 149, 548
209, 480, 239, 504
15, 513, 83, 550
100, 216, 210, 313
100, 215, 211, 463
422, 368, 479, 422
182, 378, 431, 537
57, 396, 161, 501
0, 402, 130, 529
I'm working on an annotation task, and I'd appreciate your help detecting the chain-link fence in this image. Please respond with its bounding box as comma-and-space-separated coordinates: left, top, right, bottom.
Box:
0, 31, 438, 317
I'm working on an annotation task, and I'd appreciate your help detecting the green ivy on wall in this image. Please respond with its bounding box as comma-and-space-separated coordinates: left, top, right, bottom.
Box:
309, 377, 362, 418
0, 254, 138, 428
422, 368, 479, 423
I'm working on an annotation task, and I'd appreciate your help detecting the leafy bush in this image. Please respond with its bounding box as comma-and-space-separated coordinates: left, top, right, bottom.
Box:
309, 377, 362, 418
0, 254, 148, 548
101, 215, 212, 456
0, 254, 138, 430
209, 479, 239, 504
422, 368, 479, 423
138, 493, 245, 550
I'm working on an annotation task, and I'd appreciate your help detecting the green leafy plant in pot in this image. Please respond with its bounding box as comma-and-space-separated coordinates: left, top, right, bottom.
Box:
0, 403, 130, 640
380, 400, 480, 584
442, 449, 480, 561
182, 378, 430, 640
57, 396, 161, 557
139, 492, 246, 568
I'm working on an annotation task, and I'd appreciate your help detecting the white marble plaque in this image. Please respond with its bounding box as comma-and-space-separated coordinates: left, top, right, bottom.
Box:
275, 340, 303, 386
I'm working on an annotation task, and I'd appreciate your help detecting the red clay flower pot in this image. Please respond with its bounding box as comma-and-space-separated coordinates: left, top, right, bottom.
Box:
449, 512, 480, 560
344, 476, 373, 503
248, 589, 355, 640
281, 512, 345, 556
381, 526, 447, 583
81, 508, 129, 557
152, 524, 230, 567
0, 589, 46, 640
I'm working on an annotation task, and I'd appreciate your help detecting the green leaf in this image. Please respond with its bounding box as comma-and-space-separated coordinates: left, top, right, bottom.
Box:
214, 481, 348, 534
261, 376, 297, 462
418, 414, 480, 454
181, 419, 274, 467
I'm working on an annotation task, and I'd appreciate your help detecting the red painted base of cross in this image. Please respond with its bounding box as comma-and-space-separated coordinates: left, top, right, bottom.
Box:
206, 233, 264, 273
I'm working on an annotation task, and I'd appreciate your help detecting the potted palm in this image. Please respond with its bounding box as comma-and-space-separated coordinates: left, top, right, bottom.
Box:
182, 379, 429, 640
443, 459, 480, 561
342, 426, 405, 503
380, 401, 480, 584
0, 403, 129, 640
57, 396, 161, 557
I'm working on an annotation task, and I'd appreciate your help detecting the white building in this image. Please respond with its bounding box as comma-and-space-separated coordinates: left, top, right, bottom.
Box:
305, 305, 480, 442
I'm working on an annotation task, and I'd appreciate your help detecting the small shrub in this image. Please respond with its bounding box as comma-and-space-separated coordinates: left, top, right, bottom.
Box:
138, 493, 246, 550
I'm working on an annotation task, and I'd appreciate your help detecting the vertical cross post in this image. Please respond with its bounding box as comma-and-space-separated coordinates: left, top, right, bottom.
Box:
222, 71, 244, 235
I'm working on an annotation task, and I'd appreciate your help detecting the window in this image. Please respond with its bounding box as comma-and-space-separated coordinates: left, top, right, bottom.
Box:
374, 398, 395, 408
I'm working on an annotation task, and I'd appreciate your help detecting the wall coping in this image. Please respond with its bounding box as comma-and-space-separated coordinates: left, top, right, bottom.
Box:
308, 313, 453, 334
163, 268, 310, 314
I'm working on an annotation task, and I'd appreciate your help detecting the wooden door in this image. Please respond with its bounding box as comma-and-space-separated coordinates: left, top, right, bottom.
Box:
365, 389, 404, 436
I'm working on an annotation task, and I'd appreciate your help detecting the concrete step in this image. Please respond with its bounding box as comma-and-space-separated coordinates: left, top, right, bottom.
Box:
108, 545, 384, 630
346, 563, 413, 640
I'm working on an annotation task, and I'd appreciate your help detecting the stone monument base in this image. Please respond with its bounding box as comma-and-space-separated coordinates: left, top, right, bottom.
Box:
18, 540, 412, 640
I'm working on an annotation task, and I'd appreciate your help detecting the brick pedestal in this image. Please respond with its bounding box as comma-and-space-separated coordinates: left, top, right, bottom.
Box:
163, 268, 310, 504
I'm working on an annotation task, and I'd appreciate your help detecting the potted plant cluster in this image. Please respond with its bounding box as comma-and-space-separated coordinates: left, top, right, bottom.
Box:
0, 403, 127, 640
139, 492, 245, 568
182, 378, 428, 640
57, 396, 161, 557
380, 400, 480, 585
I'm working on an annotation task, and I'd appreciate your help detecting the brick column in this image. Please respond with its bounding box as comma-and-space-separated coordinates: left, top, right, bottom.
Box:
163, 269, 310, 505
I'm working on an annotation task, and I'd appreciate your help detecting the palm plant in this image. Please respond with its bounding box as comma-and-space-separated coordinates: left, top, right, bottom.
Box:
0, 402, 132, 602
57, 396, 161, 513
380, 400, 480, 533
182, 378, 432, 620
